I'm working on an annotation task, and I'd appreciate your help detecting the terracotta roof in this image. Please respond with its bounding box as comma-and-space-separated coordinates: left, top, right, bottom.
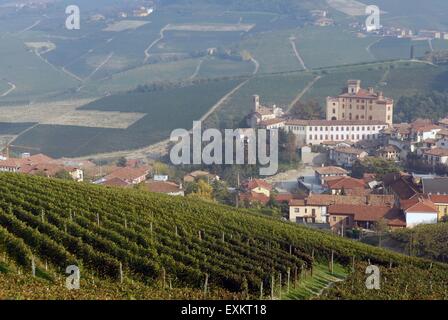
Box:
0, 153, 54, 168
437, 129, 448, 136
104, 166, 149, 182
401, 198, 437, 213
23, 163, 68, 176
274, 193, 295, 202
289, 194, 394, 207
429, 194, 448, 204
325, 176, 366, 190
285, 119, 386, 126
314, 166, 348, 175
245, 179, 273, 191
423, 148, 448, 157
240, 191, 270, 205
102, 177, 130, 187
439, 118, 448, 126
328, 204, 405, 226
146, 181, 182, 194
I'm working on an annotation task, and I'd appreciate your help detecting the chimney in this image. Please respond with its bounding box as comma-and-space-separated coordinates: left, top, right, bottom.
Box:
368, 87, 374, 94
253, 95, 260, 112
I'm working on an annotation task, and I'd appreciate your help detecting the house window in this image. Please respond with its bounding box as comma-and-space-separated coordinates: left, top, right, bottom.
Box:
295, 208, 300, 213
333, 217, 337, 222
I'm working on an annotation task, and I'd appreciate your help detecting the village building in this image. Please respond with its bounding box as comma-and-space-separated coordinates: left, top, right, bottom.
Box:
422, 148, 448, 165
314, 166, 348, 185
283, 120, 388, 146
377, 145, 401, 161
183, 170, 220, 183
326, 80, 394, 125
428, 194, 448, 221
99, 166, 150, 185
328, 204, 405, 233
247, 95, 284, 128
146, 181, 184, 196
383, 172, 422, 200
422, 177, 448, 195
324, 176, 368, 196
400, 197, 438, 227
288, 194, 394, 225
329, 147, 368, 167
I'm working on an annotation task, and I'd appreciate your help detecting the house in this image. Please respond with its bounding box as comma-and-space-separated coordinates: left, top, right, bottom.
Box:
329, 147, 368, 167
314, 166, 348, 185
243, 179, 273, 197
101, 177, 131, 188
288, 194, 394, 224
436, 129, 448, 149
146, 181, 184, 196
377, 145, 400, 161
324, 176, 367, 196
383, 172, 421, 200
400, 197, 438, 228
328, 204, 405, 233
428, 194, 448, 221
102, 166, 150, 185
326, 80, 394, 125
239, 191, 270, 206
422, 148, 448, 165
183, 170, 219, 183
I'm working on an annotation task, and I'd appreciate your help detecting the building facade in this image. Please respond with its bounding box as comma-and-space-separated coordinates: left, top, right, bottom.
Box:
326, 80, 394, 125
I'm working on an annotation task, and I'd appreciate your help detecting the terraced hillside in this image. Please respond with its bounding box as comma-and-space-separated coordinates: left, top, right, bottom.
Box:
0, 173, 447, 300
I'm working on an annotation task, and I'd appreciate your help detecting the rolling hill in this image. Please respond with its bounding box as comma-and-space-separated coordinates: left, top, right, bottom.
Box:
0, 173, 447, 300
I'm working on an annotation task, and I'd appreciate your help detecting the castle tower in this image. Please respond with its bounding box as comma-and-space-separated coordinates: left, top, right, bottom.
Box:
347, 80, 361, 94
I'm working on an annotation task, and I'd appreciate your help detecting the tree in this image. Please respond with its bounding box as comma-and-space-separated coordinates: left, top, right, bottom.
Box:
351, 157, 402, 179
187, 180, 213, 201
55, 170, 73, 181
289, 100, 323, 120
117, 157, 127, 167
374, 218, 389, 248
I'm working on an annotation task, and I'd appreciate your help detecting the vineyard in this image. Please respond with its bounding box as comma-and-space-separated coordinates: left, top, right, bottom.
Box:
0, 173, 447, 300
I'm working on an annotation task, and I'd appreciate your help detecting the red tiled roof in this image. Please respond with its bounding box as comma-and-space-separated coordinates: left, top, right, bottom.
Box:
429, 194, 448, 204
259, 118, 284, 126
401, 198, 437, 213
286, 119, 386, 126
325, 176, 366, 190
146, 181, 182, 194
104, 166, 149, 182
423, 148, 448, 157
240, 191, 270, 205
274, 193, 294, 202
245, 179, 273, 191
328, 204, 405, 226
102, 177, 130, 187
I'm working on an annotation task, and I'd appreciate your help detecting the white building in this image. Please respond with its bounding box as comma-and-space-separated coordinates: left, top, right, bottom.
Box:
283, 120, 388, 146
330, 147, 368, 168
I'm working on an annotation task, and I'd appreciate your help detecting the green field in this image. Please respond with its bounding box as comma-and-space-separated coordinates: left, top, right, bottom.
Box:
370, 38, 431, 61
206, 72, 315, 128
13, 79, 244, 157
0, 173, 447, 300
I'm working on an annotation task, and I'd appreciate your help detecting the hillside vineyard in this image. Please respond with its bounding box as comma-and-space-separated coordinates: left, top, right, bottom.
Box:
1, 173, 448, 299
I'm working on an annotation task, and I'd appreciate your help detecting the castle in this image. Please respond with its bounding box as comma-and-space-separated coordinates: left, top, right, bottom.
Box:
246, 95, 284, 128
326, 80, 394, 125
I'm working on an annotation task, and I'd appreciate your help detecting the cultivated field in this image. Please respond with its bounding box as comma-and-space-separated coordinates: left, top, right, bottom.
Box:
103, 20, 150, 32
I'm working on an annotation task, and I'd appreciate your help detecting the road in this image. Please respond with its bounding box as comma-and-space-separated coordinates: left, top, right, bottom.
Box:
190, 59, 204, 79
144, 25, 169, 63
0, 81, 16, 97
287, 75, 322, 112
289, 36, 307, 70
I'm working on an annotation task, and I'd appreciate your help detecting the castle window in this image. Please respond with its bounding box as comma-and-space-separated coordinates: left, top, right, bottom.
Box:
361, 115, 365, 119
356, 115, 359, 120
369, 116, 373, 120
333, 109, 336, 114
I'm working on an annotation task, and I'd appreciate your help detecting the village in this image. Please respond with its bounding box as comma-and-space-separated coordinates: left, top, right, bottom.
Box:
1, 79, 448, 238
